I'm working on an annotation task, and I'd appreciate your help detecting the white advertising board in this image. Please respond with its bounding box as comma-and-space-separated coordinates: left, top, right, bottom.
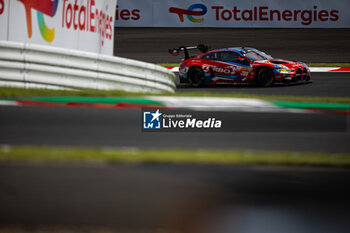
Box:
0, 0, 8, 40
115, 0, 350, 28
1, 0, 115, 55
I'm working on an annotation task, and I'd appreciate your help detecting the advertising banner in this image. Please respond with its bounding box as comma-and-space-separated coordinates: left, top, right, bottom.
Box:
2, 0, 115, 55
0, 0, 8, 40
115, 0, 350, 28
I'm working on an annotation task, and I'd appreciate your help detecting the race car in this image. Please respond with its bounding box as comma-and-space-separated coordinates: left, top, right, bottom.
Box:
169, 44, 311, 87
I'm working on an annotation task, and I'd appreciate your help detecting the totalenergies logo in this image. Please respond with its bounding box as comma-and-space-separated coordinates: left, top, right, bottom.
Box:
18, 0, 58, 42
0, 0, 5, 15
169, 3, 207, 23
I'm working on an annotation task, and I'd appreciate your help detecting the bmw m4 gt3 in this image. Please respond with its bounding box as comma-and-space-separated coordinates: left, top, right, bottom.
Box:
169, 44, 311, 87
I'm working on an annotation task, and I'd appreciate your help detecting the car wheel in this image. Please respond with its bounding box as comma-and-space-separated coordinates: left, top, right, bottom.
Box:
188, 67, 204, 87
257, 68, 274, 87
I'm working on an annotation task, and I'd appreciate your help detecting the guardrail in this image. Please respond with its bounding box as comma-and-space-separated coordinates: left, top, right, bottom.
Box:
0, 41, 176, 93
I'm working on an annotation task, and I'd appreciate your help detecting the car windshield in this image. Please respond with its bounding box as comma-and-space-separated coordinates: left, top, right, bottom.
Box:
244, 50, 273, 61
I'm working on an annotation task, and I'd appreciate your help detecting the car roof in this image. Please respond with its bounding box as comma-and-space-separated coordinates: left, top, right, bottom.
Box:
210, 47, 257, 53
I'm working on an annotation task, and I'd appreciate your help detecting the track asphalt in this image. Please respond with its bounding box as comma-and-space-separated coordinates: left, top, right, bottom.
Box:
0, 106, 349, 153
1, 164, 350, 233
1, 72, 349, 152
114, 28, 350, 63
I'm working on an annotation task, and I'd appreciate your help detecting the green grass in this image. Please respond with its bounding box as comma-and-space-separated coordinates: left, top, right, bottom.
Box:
1, 87, 350, 104
159, 63, 179, 67
159, 63, 350, 67
0, 87, 149, 98
0, 145, 350, 167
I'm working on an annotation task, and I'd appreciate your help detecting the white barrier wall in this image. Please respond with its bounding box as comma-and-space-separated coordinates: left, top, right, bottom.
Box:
1, 0, 115, 55
0, 41, 176, 93
115, 0, 350, 28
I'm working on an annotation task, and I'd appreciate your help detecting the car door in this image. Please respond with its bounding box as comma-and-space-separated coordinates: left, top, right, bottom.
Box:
216, 51, 251, 80
202, 51, 248, 84
200, 52, 222, 84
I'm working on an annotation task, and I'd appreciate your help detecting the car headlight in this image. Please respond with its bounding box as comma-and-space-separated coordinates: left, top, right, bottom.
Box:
275, 65, 293, 73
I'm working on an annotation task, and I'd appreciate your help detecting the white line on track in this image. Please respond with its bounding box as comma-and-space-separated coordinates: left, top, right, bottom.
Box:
149, 96, 308, 113
0, 100, 18, 106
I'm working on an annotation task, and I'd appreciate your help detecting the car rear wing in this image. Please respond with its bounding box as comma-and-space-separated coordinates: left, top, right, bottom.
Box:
169, 44, 209, 60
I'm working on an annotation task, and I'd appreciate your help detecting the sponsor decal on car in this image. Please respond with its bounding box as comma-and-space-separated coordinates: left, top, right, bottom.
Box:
202, 64, 240, 75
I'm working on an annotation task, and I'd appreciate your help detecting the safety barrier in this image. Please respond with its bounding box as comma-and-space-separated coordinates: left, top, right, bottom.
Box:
0, 41, 176, 93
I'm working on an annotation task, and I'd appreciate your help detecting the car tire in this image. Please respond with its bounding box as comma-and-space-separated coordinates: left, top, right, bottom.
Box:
188, 67, 204, 87
257, 68, 274, 87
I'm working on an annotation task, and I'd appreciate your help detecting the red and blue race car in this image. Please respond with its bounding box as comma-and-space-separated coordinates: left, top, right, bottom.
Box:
169, 45, 311, 87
